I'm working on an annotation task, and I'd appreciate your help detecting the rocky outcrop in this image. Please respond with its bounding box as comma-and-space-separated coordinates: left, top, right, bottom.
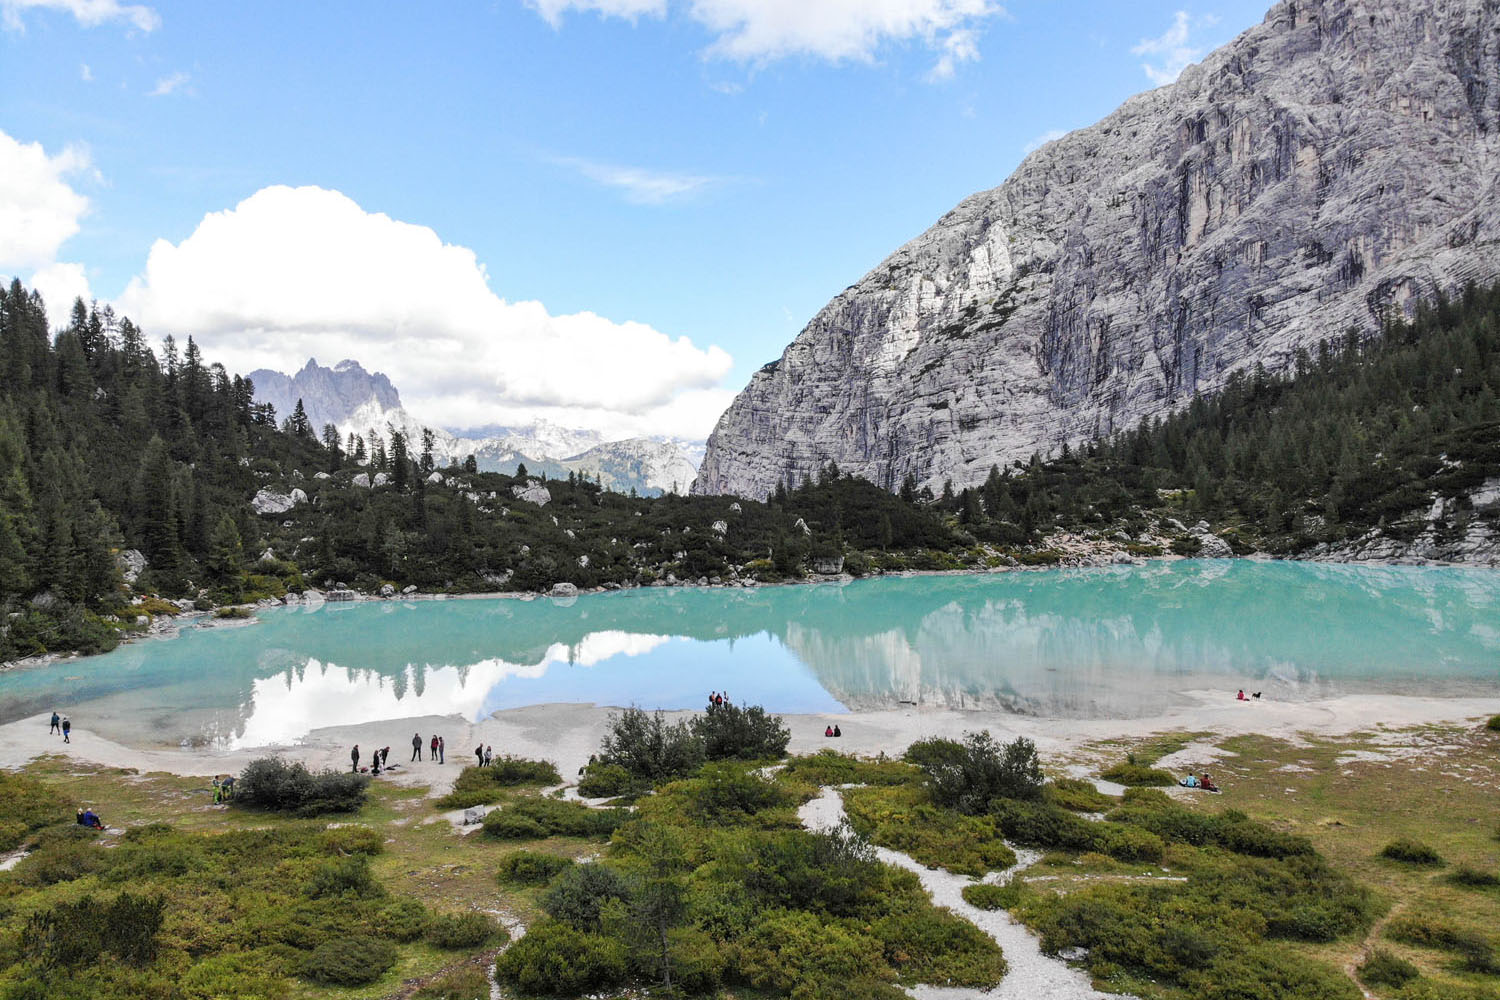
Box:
116, 549, 147, 584
251, 488, 302, 514
511, 480, 552, 506
695, 0, 1500, 499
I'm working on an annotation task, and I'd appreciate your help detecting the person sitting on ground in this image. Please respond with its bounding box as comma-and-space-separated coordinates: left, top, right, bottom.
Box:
76, 807, 86, 825
371, 754, 381, 776
833, 724, 842, 738
1236, 689, 1246, 701
824, 725, 834, 737
1201, 772, 1219, 792
81, 808, 104, 830
1179, 774, 1200, 788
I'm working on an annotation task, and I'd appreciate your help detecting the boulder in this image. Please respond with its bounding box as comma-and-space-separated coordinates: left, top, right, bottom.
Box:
711, 520, 728, 535
352, 473, 371, 488
402, 584, 418, 594
325, 589, 358, 602
379, 584, 396, 598
289, 488, 308, 505
313, 471, 332, 480
813, 555, 846, 574
426, 471, 445, 484
251, 489, 296, 515
116, 549, 148, 585
462, 807, 487, 825
794, 518, 811, 536
512, 480, 553, 506
1194, 532, 1234, 559
550, 582, 579, 598
577, 555, 589, 568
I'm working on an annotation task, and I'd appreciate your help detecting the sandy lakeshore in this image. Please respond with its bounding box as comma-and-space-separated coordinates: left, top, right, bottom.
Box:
2, 691, 1496, 794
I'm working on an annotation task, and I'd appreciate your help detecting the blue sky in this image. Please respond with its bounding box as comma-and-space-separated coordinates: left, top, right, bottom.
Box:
0, 0, 1268, 438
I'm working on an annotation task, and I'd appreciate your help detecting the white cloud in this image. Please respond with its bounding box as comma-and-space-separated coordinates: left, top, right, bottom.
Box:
0, 128, 94, 313
1132, 10, 1216, 86
149, 70, 190, 96
1, 0, 158, 32
1022, 128, 1066, 154
532, 0, 1004, 77
80, 62, 92, 81
117, 185, 737, 439
30, 261, 91, 314
555, 156, 719, 204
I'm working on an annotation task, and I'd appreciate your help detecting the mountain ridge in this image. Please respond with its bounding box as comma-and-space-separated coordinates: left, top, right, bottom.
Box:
694, 0, 1500, 498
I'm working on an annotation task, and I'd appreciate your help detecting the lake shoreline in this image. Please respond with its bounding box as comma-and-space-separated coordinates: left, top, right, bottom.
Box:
1, 690, 1496, 796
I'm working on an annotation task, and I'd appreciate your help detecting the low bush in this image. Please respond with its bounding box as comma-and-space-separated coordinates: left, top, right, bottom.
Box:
304, 855, 382, 899
1449, 863, 1500, 887
1381, 840, 1444, 865
494, 921, 628, 995
541, 863, 632, 931
425, 911, 504, 949
234, 757, 368, 816
690, 700, 791, 761
381, 898, 430, 942
745, 826, 889, 918
481, 797, 627, 840
498, 850, 574, 884
1358, 949, 1420, 988
873, 907, 1007, 987
434, 757, 560, 808
0, 771, 68, 851
22, 891, 166, 968
599, 706, 703, 784
1387, 915, 1497, 973
576, 762, 635, 798
1486, 714, 1500, 732
302, 936, 396, 986
962, 881, 1021, 911
781, 750, 917, 787
908, 732, 1045, 814
318, 824, 383, 856
842, 785, 1016, 876
734, 909, 904, 1000
1045, 777, 1114, 813
1099, 758, 1176, 787
1108, 796, 1313, 859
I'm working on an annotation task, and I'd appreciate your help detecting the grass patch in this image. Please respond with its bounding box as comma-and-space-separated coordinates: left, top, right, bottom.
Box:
842, 784, 1016, 876
497, 850, 574, 884
480, 796, 627, 840
780, 749, 919, 787
1449, 864, 1500, 888
1358, 948, 1421, 988
0, 770, 70, 851
433, 757, 560, 809
1045, 776, 1115, 812
1486, 715, 1500, 732
962, 881, 1021, 911
1099, 759, 1176, 787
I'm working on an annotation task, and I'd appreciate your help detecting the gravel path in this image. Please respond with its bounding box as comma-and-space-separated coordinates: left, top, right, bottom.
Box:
798, 786, 1125, 1000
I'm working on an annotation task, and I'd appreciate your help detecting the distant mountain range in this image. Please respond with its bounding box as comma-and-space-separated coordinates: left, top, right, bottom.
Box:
248, 358, 700, 496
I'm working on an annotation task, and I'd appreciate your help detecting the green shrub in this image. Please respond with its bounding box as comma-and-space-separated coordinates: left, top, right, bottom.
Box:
435, 757, 561, 808
781, 750, 917, 787
498, 850, 574, 884
235, 756, 368, 816
1486, 714, 1500, 732
842, 785, 1016, 876
480, 797, 627, 840
1099, 759, 1176, 787
318, 824, 383, 855
494, 921, 628, 995
304, 855, 382, 899
21, 891, 166, 968
1045, 777, 1114, 812
541, 863, 631, 931
1449, 863, 1500, 887
963, 881, 1021, 910
1381, 840, 1444, 865
734, 909, 903, 1000
873, 906, 1007, 987
669, 762, 797, 825
1358, 949, 1420, 988
425, 911, 504, 949
301, 936, 396, 986
746, 826, 887, 918
381, 898, 429, 942
908, 732, 1044, 814
690, 700, 791, 761
576, 762, 635, 798
599, 706, 703, 783
1387, 915, 1497, 973
0, 771, 68, 851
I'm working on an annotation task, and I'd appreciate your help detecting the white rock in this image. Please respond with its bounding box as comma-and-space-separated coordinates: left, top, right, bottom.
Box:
550, 582, 579, 597
313, 471, 331, 480
711, 520, 728, 535
372, 472, 390, 487
116, 549, 147, 585
352, 473, 371, 488
290, 488, 307, 505
251, 488, 296, 515
512, 480, 552, 506
427, 471, 445, 484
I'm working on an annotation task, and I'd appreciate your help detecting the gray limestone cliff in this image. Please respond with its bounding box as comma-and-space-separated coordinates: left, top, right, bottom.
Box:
695, 0, 1500, 498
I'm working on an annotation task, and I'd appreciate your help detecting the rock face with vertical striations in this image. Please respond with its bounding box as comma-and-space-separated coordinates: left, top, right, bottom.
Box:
694, 0, 1500, 498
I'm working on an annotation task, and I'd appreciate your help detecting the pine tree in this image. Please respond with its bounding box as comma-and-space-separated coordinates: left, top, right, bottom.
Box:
207, 512, 244, 584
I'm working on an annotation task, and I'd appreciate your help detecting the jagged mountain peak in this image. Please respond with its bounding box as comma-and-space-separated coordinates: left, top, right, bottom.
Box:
694, 0, 1500, 499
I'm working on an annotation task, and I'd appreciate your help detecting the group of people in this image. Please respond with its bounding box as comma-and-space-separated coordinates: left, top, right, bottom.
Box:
823, 724, 843, 738
211, 774, 236, 803
475, 743, 494, 766
1179, 772, 1220, 792
48, 711, 71, 742
410, 733, 447, 763
707, 691, 729, 707
357, 745, 395, 775
350, 735, 488, 775
75, 807, 105, 830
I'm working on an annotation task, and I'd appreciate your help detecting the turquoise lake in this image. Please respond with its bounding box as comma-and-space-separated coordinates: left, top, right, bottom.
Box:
1, 560, 1497, 749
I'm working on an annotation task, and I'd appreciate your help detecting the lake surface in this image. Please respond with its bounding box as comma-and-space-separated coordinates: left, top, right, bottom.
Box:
1, 560, 1497, 749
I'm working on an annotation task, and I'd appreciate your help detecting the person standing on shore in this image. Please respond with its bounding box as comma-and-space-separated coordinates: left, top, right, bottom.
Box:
430, 734, 439, 761
61, 717, 71, 743
475, 743, 483, 767
49, 711, 60, 735
437, 736, 445, 764
483, 745, 493, 766
411, 732, 422, 761
351, 744, 360, 772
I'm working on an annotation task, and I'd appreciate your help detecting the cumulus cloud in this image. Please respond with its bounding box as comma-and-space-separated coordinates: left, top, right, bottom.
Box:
1, 0, 158, 32
0, 128, 94, 313
532, 0, 1004, 77
117, 185, 736, 439
149, 70, 190, 96
1132, 10, 1216, 86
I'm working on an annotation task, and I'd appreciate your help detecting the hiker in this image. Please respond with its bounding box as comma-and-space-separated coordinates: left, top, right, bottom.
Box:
381, 746, 391, 768
430, 734, 439, 761
49, 711, 60, 735
411, 732, 422, 762
438, 736, 445, 764
484, 745, 493, 766
1201, 773, 1220, 793
824, 725, 833, 737
371, 753, 381, 776
1236, 689, 1246, 701
351, 745, 361, 772
1179, 774, 1200, 788
220, 775, 235, 800
475, 743, 484, 767
833, 725, 842, 738
81, 808, 104, 830
212, 775, 225, 803
61, 717, 71, 743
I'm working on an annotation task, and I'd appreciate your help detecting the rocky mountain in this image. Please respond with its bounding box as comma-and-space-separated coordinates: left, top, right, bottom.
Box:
249, 358, 700, 495
694, 0, 1500, 499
